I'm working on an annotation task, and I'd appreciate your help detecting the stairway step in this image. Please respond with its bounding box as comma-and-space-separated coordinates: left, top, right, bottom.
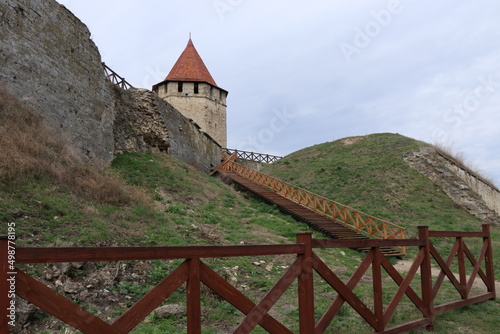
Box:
218, 171, 403, 257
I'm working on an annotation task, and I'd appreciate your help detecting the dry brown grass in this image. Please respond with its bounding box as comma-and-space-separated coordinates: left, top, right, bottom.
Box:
431, 142, 497, 189
0, 85, 135, 205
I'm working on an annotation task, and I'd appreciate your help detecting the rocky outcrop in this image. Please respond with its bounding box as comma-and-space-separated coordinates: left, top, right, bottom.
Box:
0, 0, 115, 163
113, 87, 221, 173
404, 146, 500, 224
11, 261, 156, 333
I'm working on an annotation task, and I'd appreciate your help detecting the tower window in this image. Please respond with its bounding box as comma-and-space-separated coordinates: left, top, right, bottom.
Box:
178, 82, 183, 92
194, 82, 199, 94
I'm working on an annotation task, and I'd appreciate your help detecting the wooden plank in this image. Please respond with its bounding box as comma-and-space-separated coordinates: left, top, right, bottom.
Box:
418, 226, 434, 330
482, 224, 496, 296
199, 262, 292, 334
316, 249, 374, 333
430, 243, 465, 298
221, 169, 406, 255
374, 318, 431, 334
428, 231, 486, 238
15, 269, 120, 334
187, 259, 201, 334
312, 239, 422, 249
433, 292, 496, 314
312, 252, 379, 330
457, 238, 467, 297
372, 249, 384, 332
16, 244, 305, 263
234, 258, 303, 333
431, 240, 461, 298
296, 233, 315, 333
382, 248, 427, 327
464, 240, 487, 295
112, 260, 189, 333
463, 240, 489, 290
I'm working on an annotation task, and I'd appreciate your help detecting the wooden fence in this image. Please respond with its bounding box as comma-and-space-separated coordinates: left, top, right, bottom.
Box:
223, 149, 283, 164
103, 62, 134, 90
216, 154, 406, 249
0, 225, 495, 333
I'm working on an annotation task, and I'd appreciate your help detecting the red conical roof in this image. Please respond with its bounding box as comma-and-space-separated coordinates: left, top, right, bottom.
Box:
165, 38, 218, 87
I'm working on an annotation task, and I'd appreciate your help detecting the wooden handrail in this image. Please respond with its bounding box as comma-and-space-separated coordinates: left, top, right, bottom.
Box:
223, 148, 282, 164
217, 154, 406, 243
0, 226, 494, 333
102, 62, 134, 90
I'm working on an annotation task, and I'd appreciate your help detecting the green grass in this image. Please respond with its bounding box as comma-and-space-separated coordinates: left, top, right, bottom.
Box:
2, 135, 499, 333
262, 133, 500, 273
262, 133, 480, 230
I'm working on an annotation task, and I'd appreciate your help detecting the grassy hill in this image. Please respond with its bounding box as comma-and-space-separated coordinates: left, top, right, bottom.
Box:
262, 132, 500, 268
262, 133, 495, 234
1, 89, 499, 333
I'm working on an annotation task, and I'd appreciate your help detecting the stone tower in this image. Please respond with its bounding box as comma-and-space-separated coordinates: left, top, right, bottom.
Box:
153, 38, 228, 148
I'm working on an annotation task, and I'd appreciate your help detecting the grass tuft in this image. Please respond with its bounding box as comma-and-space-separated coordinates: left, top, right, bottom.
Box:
0, 85, 133, 205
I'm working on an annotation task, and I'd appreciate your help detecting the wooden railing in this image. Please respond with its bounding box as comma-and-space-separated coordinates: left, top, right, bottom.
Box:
223, 148, 282, 164
103, 62, 134, 90
216, 154, 406, 244
1, 225, 495, 333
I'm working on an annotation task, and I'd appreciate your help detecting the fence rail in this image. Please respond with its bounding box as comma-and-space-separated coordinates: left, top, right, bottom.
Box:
0, 225, 495, 333
223, 148, 282, 164
216, 154, 406, 247
102, 62, 134, 90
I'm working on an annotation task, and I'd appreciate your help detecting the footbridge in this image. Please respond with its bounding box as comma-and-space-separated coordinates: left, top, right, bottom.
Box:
213, 153, 406, 256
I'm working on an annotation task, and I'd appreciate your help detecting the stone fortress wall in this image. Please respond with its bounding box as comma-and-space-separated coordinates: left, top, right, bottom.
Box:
0, 0, 115, 162
439, 153, 500, 216
0, 0, 221, 173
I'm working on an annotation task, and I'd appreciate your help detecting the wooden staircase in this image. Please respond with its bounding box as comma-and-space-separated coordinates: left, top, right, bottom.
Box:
214, 154, 406, 257
220, 172, 402, 256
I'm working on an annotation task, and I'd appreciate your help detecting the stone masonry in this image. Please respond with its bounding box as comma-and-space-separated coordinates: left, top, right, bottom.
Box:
0, 0, 222, 172
0, 0, 115, 163
113, 87, 221, 174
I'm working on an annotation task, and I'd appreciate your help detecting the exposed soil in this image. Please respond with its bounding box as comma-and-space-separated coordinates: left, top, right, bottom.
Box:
394, 259, 500, 293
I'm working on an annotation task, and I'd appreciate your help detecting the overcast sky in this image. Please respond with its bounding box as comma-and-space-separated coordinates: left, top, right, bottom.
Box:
56, 0, 500, 186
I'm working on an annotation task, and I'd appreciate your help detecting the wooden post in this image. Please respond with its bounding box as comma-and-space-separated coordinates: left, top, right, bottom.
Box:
457, 237, 467, 298
0, 236, 10, 334
372, 248, 384, 332
296, 232, 315, 333
187, 258, 201, 334
418, 226, 435, 331
482, 224, 496, 299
